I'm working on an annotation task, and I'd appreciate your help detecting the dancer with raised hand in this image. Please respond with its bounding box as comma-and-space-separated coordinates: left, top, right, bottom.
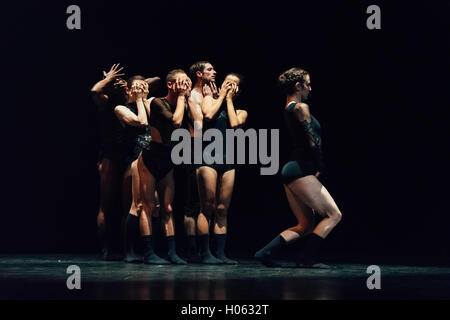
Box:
182, 61, 218, 262
196, 73, 248, 264
91, 63, 127, 260
137, 69, 193, 264
255, 67, 342, 268
114, 76, 155, 263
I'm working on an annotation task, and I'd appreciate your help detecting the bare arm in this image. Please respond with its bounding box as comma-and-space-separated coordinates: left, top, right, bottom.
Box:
114, 100, 148, 127
187, 96, 204, 123
91, 64, 124, 104
225, 85, 247, 128
202, 82, 231, 121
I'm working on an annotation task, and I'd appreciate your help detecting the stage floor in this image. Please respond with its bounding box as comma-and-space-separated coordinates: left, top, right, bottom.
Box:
1, 255, 450, 299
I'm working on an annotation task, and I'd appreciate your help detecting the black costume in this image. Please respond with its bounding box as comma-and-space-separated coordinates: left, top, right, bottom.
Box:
97, 98, 125, 163
200, 108, 234, 174
281, 102, 325, 184
141, 97, 179, 181
116, 102, 151, 167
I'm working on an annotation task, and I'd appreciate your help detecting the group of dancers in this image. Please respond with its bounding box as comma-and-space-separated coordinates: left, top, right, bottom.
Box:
91, 61, 342, 268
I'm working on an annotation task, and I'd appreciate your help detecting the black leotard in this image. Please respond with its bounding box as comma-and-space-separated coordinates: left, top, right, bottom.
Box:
281, 102, 325, 184
141, 97, 180, 181
149, 97, 180, 148
116, 102, 151, 166
96, 95, 126, 162
200, 108, 234, 174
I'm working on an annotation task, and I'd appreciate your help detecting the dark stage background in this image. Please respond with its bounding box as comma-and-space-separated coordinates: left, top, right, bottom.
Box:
2, 1, 449, 263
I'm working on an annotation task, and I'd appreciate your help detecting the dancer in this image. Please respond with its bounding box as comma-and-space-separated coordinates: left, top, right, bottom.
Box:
137, 69, 193, 264
182, 61, 218, 262
196, 73, 248, 264
113, 75, 157, 263
91, 64, 127, 260
255, 67, 342, 268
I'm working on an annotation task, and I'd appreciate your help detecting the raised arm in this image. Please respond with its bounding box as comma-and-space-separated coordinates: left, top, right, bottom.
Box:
202, 81, 232, 121
114, 83, 148, 127
225, 83, 248, 128
91, 64, 124, 104
293, 103, 325, 173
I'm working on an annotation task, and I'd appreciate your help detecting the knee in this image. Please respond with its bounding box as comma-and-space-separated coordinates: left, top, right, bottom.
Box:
289, 223, 313, 235
135, 201, 144, 214
215, 204, 228, 219
143, 202, 157, 217
202, 199, 216, 218
161, 203, 173, 216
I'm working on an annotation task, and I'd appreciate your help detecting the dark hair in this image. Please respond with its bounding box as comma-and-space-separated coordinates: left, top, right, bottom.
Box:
126, 75, 145, 89
103, 77, 128, 105
166, 69, 186, 82
277, 67, 309, 95
189, 61, 211, 80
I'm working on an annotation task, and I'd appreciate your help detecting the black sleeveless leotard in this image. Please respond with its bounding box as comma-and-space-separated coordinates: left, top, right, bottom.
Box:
281, 102, 325, 184
116, 101, 151, 167
97, 97, 125, 162
141, 97, 180, 181
200, 108, 234, 174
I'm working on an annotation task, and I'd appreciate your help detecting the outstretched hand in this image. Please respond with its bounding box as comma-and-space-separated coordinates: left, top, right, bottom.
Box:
103, 63, 124, 80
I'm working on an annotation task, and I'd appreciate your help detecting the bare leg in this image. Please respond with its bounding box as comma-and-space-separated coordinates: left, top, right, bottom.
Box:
97, 158, 120, 259
157, 169, 186, 264
286, 175, 342, 267
156, 170, 175, 237
196, 166, 218, 235
196, 166, 223, 264
213, 170, 237, 264
133, 155, 169, 265
280, 185, 315, 242
255, 182, 315, 267
184, 165, 199, 261
287, 176, 342, 239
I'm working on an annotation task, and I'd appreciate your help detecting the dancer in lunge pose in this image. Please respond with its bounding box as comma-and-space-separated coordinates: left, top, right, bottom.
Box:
255, 67, 342, 268
196, 73, 248, 264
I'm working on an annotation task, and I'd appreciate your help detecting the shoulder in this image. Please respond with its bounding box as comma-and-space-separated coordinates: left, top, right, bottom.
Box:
190, 89, 203, 100
292, 103, 311, 121
114, 105, 127, 112
293, 102, 310, 113
151, 97, 165, 107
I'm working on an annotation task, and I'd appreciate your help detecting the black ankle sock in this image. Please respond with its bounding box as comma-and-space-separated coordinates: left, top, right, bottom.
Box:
214, 234, 227, 257
256, 234, 286, 256
142, 235, 155, 257
167, 236, 187, 264
187, 235, 198, 255
214, 234, 237, 264
199, 234, 212, 257
297, 233, 324, 265
125, 214, 139, 255
152, 217, 161, 239
167, 236, 176, 256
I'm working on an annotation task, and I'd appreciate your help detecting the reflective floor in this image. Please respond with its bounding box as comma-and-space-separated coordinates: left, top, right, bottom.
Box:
1, 255, 450, 299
